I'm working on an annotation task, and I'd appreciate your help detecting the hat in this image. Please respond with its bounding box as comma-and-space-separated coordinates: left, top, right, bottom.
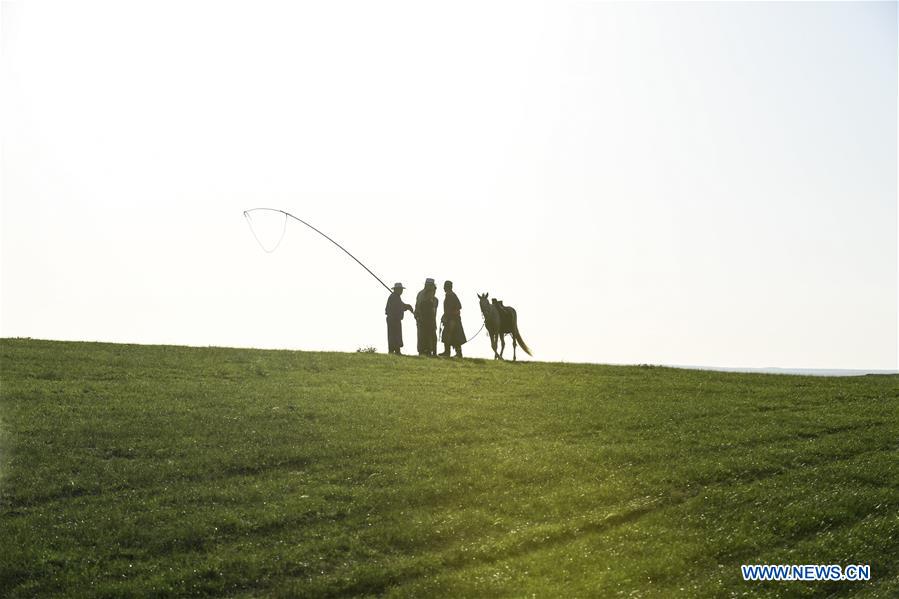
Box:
393, 282, 404, 290
425, 278, 435, 286
444, 280, 453, 288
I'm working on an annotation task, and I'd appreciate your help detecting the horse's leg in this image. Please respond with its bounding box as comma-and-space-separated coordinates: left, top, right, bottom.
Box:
491, 330, 499, 359
512, 335, 517, 361
499, 333, 506, 360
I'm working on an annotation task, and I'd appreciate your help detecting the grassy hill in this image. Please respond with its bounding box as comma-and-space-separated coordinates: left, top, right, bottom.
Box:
1, 338, 897, 597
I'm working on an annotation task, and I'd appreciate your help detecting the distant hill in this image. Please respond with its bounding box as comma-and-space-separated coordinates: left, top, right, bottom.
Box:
1, 338, 897, 597
673, 365, 899, 377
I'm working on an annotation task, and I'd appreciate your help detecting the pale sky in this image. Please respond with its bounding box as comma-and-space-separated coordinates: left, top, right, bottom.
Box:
2, 1, 897, 369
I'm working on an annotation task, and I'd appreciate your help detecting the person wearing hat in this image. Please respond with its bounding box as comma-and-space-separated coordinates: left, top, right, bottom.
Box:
385, 282, 414, 355
440, 280, 466, 358
414, 278, 439, 357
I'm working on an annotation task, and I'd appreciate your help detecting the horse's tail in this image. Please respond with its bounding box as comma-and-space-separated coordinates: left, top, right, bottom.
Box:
511, 313, 532, 356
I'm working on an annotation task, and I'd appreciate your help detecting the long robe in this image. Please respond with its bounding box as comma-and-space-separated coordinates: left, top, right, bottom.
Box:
415, 288, 439, 355
441, 290, 466, 347
385, 292, 410, 352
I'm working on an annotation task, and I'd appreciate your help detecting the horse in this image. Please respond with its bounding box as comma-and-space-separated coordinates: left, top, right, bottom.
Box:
477, 293, 532, 361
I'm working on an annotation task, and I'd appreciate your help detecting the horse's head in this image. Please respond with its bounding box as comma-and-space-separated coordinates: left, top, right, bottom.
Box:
478, 293, 490, 315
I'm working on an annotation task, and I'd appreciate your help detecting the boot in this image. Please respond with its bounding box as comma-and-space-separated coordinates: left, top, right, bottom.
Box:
439, 343, 451, 357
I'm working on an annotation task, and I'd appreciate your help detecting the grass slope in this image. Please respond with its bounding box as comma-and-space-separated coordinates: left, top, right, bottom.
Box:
1, 338, 897, 598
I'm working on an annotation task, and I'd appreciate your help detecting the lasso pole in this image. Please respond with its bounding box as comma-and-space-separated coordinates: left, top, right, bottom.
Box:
243, 207, 485, 344
243, 207, 393, 294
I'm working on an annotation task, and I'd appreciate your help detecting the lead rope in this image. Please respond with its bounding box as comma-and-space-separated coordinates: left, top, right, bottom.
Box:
463, 318, 485, 345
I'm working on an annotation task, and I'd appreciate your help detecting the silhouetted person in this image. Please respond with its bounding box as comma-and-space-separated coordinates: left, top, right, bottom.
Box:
414, 278, 439, 357
440, 280, 466, 358
385, 282, 413, 355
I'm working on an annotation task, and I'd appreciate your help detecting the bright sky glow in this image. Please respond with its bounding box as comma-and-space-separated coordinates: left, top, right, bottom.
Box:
2, 1, 896, 369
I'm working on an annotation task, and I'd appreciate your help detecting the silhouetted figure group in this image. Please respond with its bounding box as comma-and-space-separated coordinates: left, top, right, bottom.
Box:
385, 278, 465, 358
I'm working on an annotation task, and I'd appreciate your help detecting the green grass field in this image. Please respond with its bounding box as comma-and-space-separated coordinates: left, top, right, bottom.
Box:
1, 338, 897, 597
